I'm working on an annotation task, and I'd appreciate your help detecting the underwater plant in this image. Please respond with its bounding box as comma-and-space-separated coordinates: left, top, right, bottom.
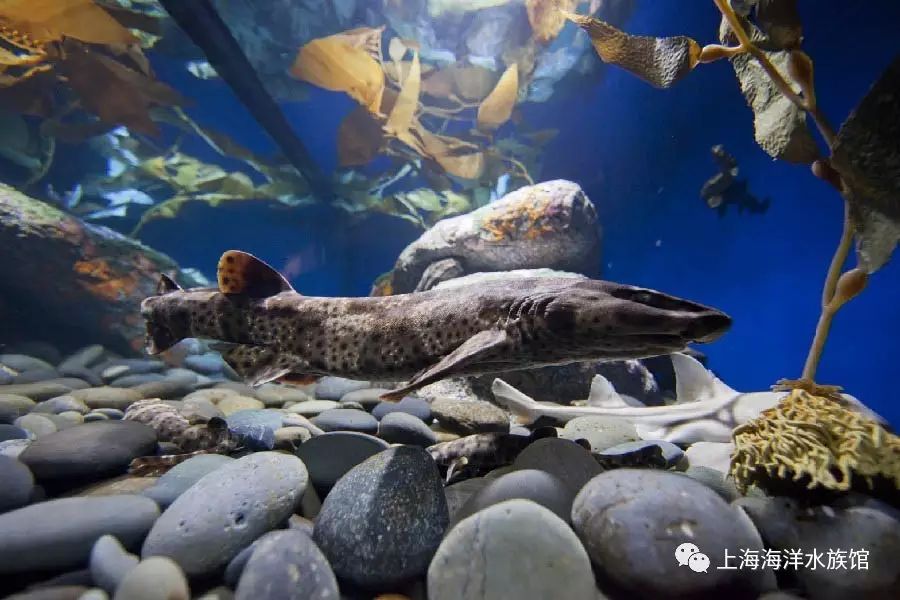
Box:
563, 0, 899, 399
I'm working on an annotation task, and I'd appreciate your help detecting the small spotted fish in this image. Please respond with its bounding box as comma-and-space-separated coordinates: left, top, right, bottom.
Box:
427, 427, 558, 483
124, 399, 237, 476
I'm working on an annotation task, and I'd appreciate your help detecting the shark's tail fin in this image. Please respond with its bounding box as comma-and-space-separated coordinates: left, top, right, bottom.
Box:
491, 378, 541, 425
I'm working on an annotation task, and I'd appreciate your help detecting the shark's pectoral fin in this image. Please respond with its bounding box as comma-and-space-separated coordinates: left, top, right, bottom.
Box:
217, 343, 309, 387
381, 329, 510, 401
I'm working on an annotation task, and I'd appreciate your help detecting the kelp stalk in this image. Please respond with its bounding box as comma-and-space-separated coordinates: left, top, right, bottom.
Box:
157, 0, 332, 202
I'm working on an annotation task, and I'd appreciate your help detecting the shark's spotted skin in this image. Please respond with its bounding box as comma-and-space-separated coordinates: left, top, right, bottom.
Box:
141, 251, 732, 399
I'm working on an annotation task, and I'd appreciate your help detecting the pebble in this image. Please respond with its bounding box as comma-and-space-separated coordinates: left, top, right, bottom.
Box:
224, 538, 259, 588
19, 420, 158, 482
46, 377, 91, 390
142, 454, 235, 508
0, 495, 160, 573
58, 366, 103, 386
109, 374, 165, 388
15, 413, 58, 437
431, 399, 509, 434
112, 557, 190, 600
132, 375, 197, 400
184, 353, 225, 375
255, 384, 312, 407
0, 455, 34, 512
235, 530, 339, 600
90, 535, 139, 593
512, 437, 602, 495
314, 446, 448, 589
5, 585, 91, 599
597, 439, 685, 469
572, 469, 774, 598
58, 345, 105, 372
311, 408, 379, 434
182, 388, 238, 405
93, 408, 125, 420
444, 478, 489, 521
372, 396, 432, 422
735, 496, 900, 600
215, 381, 259, 398
0, 382, 74, 402
217, 395, 264, 415
84, 412, 110, 422
683, 466, 740, 502
560, 415, 640, 451
684, 441, 734, 473
428, 499, 596, 600
338, 400, 365, 411
80, 588, 112, 600
0, 423, 29, 441
280, 413, 325, 436
378, 412, 438, 447
273, 426, 311, 451
0, 438, 30, 458
225, 409, 282, 451
0, 369, 11, 385
453, 469, 573, 526
101, 359, 165, 381
285, 399, 339, 416
314, 377, 371, 400
0, 394, 36, 421
296, 432, 390, 492
50, 411, 85, 429
141, 452, 308, 577
0, 353, 55, 372
32, 396, 89, 415
13, 367, 60, 383
69, 387, 143, 411
339, 387, 391, 408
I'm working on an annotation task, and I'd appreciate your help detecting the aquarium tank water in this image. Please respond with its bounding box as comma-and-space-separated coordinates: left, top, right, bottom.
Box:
0, 1, 897, 599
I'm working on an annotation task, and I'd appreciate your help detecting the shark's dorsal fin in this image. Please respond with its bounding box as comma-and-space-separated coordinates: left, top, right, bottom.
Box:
672, 352, 737, 404
156, 274, 182, 295
217, 250, 295, 297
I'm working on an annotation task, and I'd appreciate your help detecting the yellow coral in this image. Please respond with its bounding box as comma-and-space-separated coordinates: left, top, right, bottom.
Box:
730, 389, 900, 494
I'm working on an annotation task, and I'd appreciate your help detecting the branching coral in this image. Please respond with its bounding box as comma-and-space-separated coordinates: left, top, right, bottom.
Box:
731, 389, 900, 494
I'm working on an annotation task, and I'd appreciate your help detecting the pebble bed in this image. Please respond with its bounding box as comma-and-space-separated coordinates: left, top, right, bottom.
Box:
0, 343, 897, 600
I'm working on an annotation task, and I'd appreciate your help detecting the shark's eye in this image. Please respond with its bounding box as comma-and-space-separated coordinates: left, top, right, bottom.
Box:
633, 291, 653, 305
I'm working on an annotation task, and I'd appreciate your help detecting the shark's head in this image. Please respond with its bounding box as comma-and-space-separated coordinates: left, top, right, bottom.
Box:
542, 280, 732, 358
140, 275, 221, 354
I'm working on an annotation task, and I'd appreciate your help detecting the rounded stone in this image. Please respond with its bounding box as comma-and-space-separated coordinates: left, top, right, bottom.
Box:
14, 413, 58, 437
141, 452, 308, 577
428, 499, 596, 600
19, 420, 158, 482
90, 535, 139, 593
453, 469, 573, 526
313, 446, 448, 589
184, 353, 225, 375
0, 438, 30, 458
512, 437, 603, 495
683, 466, 740, 502
372, 396, 432, 422
431, 399, 509, 435
236, 530, 339, 600
444, 478, 490, 521
70, 387, 143, 411
182, 388, 239, 405
218, 395, 265, 415
100, 359, 165, 381
109, 373, 165, 388
84, 412, 110, 422
314, 377, 371, 400
378, 412, 438, 447
0, 383, 73, 401
50, 411, 85, 429
93, 408, 125, 420
58, 345, 106, 372
0, 495, 160, 573
273, 426, 312, 451
597, 439, 685, 469
58, 365, 103, 386
339, 387, 391, 408
254, 384, 312, 407
132, 375, 196, 400
0, 354, 55, 372
0, 455, 34, 512
113, 557, 189, 600
0, 423, 29, 442
572, 469, 774, 598
142, 454, 235, 508
0, 394, 36, 422
285, 400, 339, 416
311, 408, 378, 434
33, 396, 89, 415
13, 367, 60, 384
560, 415, 639, 452
295, 431, 390, 492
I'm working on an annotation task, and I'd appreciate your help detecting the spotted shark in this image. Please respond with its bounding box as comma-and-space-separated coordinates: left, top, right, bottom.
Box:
141, 251, 732, 399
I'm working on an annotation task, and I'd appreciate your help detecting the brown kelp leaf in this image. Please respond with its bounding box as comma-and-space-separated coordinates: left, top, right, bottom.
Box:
338, 105, 384, 166
719, 15, 818, 163
385, 50, 420, 136
526, 0, 577, 45
291, 34, 385, 115
565, 12, 701, 89
0, 65, 54, 116
477, 63, 518, 132
419, 129, 485, 180
60, 41, 184, 135
95, 1, 163, 36
0, 0, 137, 46
831, 57, 900, 273
421, 66, 497, 103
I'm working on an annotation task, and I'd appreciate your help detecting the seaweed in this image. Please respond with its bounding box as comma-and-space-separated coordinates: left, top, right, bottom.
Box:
564, 0, 899, 399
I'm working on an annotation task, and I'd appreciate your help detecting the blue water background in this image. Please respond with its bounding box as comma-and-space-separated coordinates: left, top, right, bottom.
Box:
138, 1, 900, 424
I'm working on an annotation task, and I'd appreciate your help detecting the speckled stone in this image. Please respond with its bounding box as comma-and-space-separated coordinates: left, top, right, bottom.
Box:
313, 446, 448, 589
0, 455, 34, 512
311, 408, 378, 434
428, 500, 596, 600
431, 399, 509, 435
142, 452, 308, 577
0, 495, 160, 574
235, 530, 339, 600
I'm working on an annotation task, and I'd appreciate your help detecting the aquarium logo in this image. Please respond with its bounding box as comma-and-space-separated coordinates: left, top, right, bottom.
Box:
675, 542, 710, 573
